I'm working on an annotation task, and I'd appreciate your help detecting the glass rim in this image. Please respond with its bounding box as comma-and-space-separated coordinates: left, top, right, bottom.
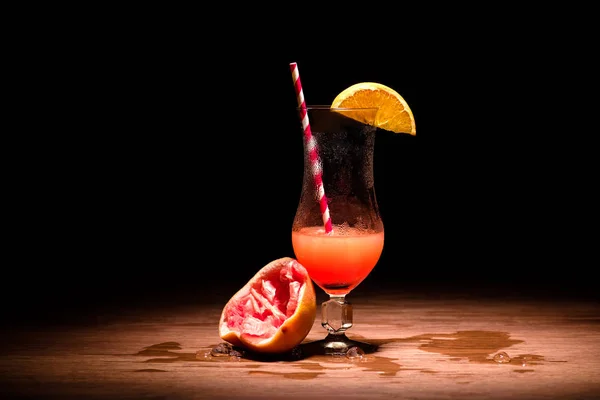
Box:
298, 105, 379, 111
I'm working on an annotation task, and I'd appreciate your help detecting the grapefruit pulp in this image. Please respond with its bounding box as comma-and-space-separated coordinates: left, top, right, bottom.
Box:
218, 257, 317, 354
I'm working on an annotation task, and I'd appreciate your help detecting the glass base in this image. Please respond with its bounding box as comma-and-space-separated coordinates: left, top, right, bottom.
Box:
301, 294, 378, 356
303, 333, 378, 356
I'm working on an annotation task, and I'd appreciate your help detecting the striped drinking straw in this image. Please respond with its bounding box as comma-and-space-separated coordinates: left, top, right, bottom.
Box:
289, 62, 333, 234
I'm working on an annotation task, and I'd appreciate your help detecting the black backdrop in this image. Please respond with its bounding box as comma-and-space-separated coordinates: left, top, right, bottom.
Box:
4, 22, 597, 327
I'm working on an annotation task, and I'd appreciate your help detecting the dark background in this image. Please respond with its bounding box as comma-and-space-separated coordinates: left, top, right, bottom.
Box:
4, 17, 597, 327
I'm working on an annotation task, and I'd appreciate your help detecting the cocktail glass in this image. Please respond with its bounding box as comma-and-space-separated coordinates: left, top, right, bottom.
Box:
291, 106, 384, 355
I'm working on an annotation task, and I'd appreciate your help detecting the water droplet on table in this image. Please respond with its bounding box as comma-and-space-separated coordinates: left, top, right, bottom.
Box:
197, 342, 246, 361
346, 346, 365, 360
493, 351, 511, 363
228, 349, 244, 361
211, 342, 234, 357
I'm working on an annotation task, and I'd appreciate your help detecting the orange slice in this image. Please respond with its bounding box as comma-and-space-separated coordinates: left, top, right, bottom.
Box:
331, 82, 416, 135
219, 257, 317, 354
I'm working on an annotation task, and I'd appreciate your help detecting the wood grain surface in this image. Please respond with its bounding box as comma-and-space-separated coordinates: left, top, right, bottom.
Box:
1, 288, 599, 400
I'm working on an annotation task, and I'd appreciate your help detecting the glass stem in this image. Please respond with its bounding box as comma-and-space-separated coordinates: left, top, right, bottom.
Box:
321, 294, 353, 336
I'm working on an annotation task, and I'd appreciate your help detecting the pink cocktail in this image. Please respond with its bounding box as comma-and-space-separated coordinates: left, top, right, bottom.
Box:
292, 226, 384, 296
291, 106, 383, 354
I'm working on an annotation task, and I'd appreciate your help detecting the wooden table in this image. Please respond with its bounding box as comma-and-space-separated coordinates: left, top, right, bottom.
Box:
1, 286, 599, 400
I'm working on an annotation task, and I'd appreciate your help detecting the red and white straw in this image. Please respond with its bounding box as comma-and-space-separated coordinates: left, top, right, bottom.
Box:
290, 62, 333, 234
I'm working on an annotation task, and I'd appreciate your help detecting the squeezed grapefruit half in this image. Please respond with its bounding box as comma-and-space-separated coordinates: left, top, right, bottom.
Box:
218, 257, 317, 354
